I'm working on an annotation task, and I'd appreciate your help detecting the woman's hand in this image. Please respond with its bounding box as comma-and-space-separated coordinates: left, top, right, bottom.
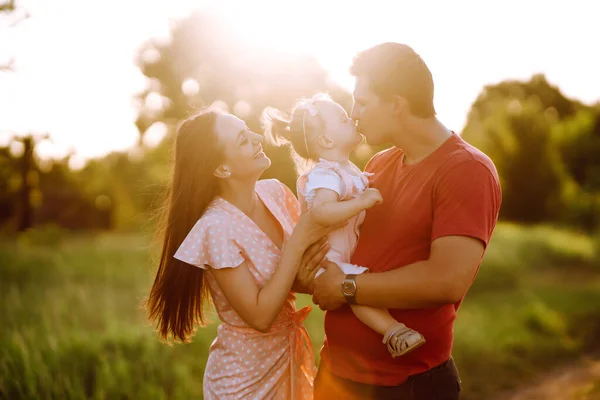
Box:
294, 237, 330, 293
290, 210, 343, 250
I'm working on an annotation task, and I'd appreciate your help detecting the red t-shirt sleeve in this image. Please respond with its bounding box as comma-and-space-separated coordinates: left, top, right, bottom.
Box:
431, 160, 501, 247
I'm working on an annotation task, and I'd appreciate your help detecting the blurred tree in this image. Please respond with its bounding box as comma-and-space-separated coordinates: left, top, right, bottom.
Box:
69, 149, 166, 230
0, 0, 16, 72
0, 146, 17, 228
0, 0, 29, 72
134, 11, 357, 190
17, 135, 38, 231
552, 110, 600, 230
0, 134, 114, 233
0, 134, 48, 231
462, 74, 599, 230
36, 157, 113, 231
0, 0, 15, 12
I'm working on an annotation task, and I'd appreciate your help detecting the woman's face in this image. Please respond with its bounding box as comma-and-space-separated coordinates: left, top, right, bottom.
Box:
215, 113, 271, 180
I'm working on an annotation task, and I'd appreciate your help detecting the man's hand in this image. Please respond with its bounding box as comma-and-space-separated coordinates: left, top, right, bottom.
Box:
312, 261, 346, 310
344, 236, 486, 309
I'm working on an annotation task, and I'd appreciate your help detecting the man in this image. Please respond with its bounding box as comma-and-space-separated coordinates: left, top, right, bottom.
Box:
310, 43, 502, 399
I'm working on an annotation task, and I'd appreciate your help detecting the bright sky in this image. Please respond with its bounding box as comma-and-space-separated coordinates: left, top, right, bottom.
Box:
1, 0, 599, 166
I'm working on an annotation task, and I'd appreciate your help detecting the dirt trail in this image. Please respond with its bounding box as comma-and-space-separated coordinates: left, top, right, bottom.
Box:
501, 357, 600, 400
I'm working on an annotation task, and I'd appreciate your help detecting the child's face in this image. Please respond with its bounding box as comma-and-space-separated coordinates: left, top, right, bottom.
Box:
319, 101, 363, 153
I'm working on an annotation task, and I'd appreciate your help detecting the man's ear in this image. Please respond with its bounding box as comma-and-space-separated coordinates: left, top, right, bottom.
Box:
317, 134, 335, 149
214, 164, 231, 179
391, 95, 409, 117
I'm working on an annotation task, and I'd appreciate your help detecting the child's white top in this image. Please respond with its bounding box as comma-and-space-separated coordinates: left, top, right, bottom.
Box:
297, 159, 371, 274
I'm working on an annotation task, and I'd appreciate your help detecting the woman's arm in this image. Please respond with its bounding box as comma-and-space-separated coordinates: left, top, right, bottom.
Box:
210, 240, 304, 332
311, 188, 382, 227
210, 212, 329, 332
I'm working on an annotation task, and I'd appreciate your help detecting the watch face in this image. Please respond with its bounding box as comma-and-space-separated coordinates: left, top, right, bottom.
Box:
342, 280, 356, 296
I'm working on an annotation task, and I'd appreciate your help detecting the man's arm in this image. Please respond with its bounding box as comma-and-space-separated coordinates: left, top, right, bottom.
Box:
312, 159, 501, 310
357, 235, 483, 308
312, 235, 484, 309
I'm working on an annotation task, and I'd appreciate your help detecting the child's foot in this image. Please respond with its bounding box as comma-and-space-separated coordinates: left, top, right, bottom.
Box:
383, 323, 426, 358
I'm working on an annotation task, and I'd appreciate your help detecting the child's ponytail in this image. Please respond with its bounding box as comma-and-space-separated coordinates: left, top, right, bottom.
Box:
261, 107, 294, 147
261, 93, 333, 173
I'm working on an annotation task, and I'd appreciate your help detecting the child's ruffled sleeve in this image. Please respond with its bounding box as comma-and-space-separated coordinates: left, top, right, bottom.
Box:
305, 167, 344, 198
174, 215, 245, 270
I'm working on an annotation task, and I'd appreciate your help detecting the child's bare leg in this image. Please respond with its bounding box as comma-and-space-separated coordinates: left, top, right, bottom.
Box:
336, 263, 426, 356
350, 305, 426, 358
350, 305, 396, 335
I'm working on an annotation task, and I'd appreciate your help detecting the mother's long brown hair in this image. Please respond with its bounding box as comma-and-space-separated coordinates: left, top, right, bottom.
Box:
145, 110, 223, 343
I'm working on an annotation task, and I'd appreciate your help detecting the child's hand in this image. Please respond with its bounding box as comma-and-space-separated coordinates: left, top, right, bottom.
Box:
360, 188, 383, 209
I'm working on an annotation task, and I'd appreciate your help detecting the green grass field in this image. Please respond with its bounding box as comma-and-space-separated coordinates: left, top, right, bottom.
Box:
1, 223, 599, 399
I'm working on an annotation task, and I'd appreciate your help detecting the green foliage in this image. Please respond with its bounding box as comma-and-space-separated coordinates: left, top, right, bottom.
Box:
472, 223, 598, 294
14, 223, 67, 247
0, 149, 114, 233
553, 110, 600, 230
462, 75, 600, 231
1, 224, 600, 399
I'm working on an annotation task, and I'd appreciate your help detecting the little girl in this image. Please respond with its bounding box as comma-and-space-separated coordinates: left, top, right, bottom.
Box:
262, 93, 426, 357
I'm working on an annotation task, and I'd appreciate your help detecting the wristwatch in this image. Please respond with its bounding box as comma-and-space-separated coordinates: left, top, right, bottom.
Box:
341, 274, 358, 305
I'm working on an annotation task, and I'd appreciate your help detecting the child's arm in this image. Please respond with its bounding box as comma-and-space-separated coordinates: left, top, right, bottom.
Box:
311, 188, 382, 227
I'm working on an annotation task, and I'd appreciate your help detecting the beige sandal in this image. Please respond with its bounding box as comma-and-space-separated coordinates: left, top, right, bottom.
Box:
383, 322, 426, 358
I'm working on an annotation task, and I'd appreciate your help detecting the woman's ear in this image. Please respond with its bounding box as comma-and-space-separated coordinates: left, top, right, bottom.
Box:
317, 134, 335, 149
214, 164, 231, 179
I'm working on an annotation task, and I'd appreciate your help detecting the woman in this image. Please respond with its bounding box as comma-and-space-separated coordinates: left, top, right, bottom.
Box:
146, 109, 332, 399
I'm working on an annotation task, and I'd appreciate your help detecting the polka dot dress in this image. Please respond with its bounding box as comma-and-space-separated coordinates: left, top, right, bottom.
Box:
174, 179, 316, 399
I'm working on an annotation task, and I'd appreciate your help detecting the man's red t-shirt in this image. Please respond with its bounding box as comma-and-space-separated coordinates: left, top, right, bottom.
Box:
320, 133, 502, 386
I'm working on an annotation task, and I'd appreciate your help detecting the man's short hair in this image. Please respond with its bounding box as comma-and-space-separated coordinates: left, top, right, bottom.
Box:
350, 42, 436, 118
